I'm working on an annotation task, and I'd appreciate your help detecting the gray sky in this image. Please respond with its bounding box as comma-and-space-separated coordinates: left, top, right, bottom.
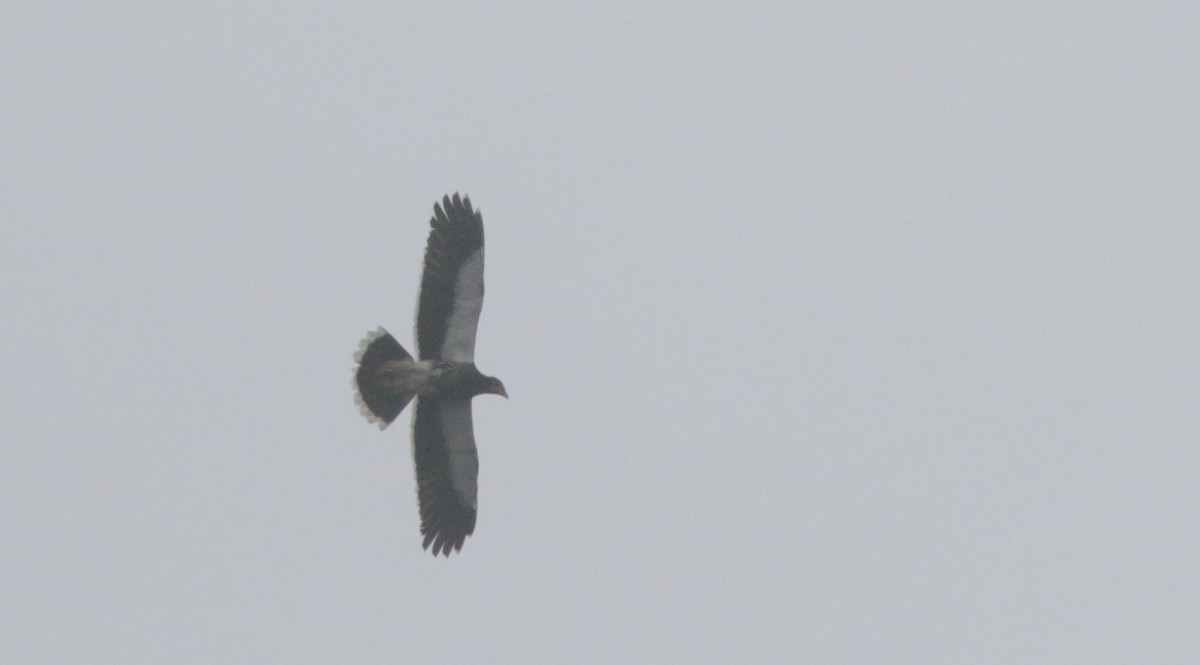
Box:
3, 2, 1198, 663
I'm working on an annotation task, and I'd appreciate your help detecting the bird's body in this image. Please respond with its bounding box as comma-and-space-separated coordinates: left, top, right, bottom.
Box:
358, 353, 502, 403
353, 194, 506, 557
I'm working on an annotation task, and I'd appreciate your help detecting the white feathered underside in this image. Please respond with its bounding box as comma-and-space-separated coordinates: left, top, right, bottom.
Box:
438, 400, 479, 508
439, 249, 484, 362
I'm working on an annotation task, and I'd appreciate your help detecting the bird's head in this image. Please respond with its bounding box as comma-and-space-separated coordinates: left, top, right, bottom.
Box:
483, 376, 508, 399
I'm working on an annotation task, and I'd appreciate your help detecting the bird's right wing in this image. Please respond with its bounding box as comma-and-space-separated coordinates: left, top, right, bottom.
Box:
415, 194, 485, 362
412, 395, 479, 556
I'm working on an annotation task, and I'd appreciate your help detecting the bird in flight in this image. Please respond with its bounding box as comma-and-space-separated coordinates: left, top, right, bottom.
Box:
353, 193, 507, 557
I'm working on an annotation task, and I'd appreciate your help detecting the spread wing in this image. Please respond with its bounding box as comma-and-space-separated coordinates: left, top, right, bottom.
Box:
416, 194, 484, 362
412, 396, 478, 556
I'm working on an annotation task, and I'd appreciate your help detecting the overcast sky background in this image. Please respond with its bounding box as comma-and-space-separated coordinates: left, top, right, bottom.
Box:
3, 2, 1198, 663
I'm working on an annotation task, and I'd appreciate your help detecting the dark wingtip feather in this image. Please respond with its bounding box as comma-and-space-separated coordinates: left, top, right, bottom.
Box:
416, 471, 476, 557
422, 530, 460, 557
436, 192, 474, 218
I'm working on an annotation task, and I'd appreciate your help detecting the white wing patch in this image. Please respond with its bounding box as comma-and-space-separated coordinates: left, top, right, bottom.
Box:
440, 248, 485, 362
438, 400, 479, 508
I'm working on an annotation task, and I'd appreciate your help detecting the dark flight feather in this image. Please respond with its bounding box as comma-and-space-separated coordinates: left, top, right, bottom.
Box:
413, 396, 478, 556
416, 194, 484, 362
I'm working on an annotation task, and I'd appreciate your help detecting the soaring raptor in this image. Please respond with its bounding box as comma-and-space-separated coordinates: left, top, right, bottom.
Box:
353, 194, 507, 557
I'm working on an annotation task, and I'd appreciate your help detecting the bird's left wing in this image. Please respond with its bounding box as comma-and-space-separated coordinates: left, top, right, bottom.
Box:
416, 194, 484, 362
412, 396, 479, 556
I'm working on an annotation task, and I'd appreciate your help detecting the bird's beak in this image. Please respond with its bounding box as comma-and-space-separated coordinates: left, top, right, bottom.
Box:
491, 383, 508, 399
